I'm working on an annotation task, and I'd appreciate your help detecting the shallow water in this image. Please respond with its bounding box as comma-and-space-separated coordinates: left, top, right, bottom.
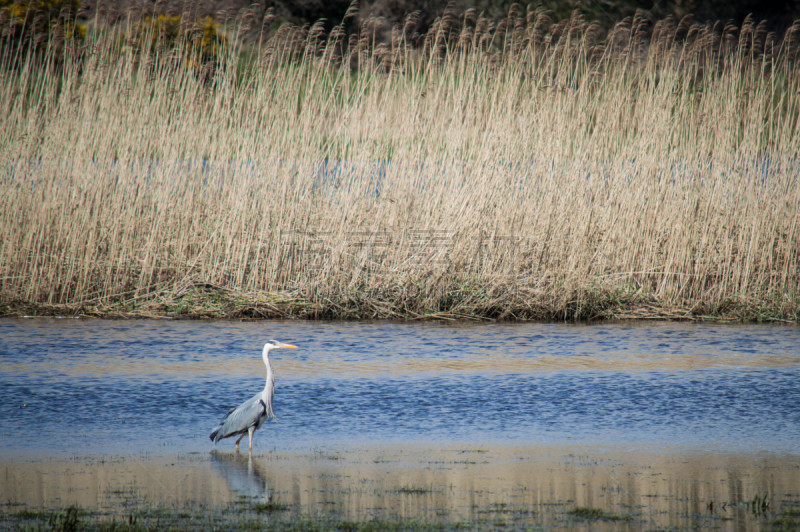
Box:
1, 319, 799, 529
1, 319, 798, 454
3, 446, 799, 530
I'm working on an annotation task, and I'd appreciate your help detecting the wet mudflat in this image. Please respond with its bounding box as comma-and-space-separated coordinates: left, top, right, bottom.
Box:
2, 445, 800, 530
1, 319, 799, 530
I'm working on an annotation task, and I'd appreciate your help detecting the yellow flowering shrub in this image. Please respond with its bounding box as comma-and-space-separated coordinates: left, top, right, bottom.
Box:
129, 14, 228, 68
0, 0, 85, 60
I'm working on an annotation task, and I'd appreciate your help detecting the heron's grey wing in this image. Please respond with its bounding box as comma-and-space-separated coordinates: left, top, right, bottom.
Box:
210, 393, 267, 443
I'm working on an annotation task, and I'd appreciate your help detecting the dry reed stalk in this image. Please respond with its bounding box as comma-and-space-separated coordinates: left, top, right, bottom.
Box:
1, 11, 799, 320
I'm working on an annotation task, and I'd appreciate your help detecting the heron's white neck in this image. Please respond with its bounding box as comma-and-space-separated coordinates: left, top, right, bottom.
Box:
261, 346, 275, 388
261, 345, 276, 418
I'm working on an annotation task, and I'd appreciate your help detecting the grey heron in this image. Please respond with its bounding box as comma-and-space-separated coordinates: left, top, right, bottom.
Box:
210, 340, 297, 452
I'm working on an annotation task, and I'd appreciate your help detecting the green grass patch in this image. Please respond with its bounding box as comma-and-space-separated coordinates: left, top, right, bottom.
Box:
396, 486, 434, 494
568, 506, 632, 521
331, 519, 457, 531
252, 501, 291, 514
772, 515, 800, 531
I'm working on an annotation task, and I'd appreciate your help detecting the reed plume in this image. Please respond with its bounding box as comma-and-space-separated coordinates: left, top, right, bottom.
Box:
1, 7, 798, 320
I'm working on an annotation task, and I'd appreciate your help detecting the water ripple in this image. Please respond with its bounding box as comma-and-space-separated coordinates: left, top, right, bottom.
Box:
1, 319, 798, 454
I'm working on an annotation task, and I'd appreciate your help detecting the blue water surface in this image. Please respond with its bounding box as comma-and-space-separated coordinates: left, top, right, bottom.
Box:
0, 319, 798, 455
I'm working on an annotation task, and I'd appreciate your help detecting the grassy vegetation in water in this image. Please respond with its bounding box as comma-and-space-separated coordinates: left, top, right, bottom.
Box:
567, 505, 632, 521
5, 497, 800, 530
1, 8, 799, 321
0, 503, 472, 531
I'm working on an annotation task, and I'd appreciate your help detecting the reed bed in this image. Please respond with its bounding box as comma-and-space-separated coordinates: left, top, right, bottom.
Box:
1, 10, 799, 320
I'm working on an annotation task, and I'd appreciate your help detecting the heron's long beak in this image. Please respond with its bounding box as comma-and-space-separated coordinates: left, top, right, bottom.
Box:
278, 343, 298, 349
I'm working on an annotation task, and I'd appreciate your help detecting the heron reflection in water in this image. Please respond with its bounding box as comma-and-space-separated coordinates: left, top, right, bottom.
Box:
210, 450, 272, 502
210, 340, 297, 452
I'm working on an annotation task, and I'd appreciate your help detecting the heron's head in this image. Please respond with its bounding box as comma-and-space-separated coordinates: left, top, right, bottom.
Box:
263, 339, 298, 352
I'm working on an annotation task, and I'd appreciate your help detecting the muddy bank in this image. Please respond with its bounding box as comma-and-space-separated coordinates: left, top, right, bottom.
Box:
3, 287, 797, 322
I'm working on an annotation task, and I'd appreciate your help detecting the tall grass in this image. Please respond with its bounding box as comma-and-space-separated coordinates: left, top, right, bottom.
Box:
1, 10, 799, 320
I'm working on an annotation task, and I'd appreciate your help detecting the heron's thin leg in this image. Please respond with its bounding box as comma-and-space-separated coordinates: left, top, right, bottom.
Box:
235, 433, 246, 452
248, 426, 255, 452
